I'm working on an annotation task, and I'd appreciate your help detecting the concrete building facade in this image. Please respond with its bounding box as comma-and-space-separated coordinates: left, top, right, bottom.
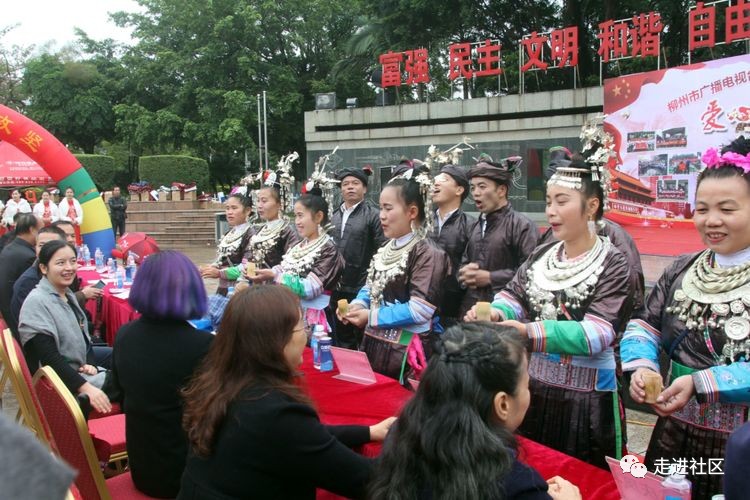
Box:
304, 87, 603, 215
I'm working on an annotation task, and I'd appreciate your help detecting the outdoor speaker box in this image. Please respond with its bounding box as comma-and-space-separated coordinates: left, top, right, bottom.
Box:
315, 92, 337, 110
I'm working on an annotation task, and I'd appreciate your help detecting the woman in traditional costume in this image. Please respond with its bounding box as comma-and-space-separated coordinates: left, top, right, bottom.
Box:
466, 121, 634, 469
623, 136, 750, 499
33, 191, 59, 226
3, 189, 32, 228
253, 187, 343, 332
199, 192, 254, 296
57, 188, 83, 245
241, 158, 300, 274
338, 164, 450, 383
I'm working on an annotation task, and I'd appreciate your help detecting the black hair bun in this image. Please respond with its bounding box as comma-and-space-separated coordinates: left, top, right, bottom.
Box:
309, 187, 323, 197
722, 135, 750, 156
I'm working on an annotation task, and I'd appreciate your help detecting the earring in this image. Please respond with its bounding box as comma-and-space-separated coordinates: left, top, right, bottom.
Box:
410, 220, 417, 233
587, 216, 596, 238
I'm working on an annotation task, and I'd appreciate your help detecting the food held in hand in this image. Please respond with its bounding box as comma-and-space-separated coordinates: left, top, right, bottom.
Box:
337, 299, 349, 316
476, 302, 492, 321
642, 370, 664, 404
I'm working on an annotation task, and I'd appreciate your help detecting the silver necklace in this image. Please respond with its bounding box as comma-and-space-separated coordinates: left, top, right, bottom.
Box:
666, 250, 750, 364
526, 236, 610, 320
216, 223, 250, 260
250, 219, 287, 264
366, 233, 423, 307
281, 234, 331, 277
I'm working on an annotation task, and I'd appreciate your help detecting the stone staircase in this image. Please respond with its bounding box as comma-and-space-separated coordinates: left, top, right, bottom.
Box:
124, 200, 223, 249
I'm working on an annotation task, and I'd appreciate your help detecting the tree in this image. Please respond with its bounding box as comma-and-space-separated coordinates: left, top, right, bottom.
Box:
21, 53, 116, 152
0, 25, 33, 111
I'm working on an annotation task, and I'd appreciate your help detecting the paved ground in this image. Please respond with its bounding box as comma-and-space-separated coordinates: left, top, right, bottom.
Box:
2, 244, 658, 456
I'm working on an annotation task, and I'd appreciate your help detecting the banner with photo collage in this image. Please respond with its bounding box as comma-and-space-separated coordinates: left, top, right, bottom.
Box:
603, 53, 750, 227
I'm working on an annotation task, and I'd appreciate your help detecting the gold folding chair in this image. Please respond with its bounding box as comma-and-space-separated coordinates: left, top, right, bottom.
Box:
33, 367, 155, 500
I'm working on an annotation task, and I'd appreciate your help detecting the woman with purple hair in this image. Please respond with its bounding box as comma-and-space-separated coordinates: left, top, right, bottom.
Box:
110, 250, 214, 498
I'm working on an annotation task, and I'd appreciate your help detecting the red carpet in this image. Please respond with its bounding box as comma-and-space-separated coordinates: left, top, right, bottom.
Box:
622, 225, 704, 256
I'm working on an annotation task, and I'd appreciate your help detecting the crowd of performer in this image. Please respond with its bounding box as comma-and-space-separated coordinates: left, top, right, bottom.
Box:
4, 121, 750, 499
190, 121, 750, 499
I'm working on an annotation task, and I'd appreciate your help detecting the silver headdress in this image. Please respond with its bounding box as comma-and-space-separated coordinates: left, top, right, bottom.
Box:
547, 116, 614, 209
389, 161, 435, 235
424, 138, 475, 169
239, 151, 298, 217
306, 147, 341, 224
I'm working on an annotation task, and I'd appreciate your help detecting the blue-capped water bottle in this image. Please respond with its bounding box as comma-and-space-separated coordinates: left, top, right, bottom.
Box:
319, 336, 334, 372
661, 466, 691, 500
82, 244, 91, 266
115, 266, 125, 289
94, 248, 104, 272
311, 326, 326, 370
125, 254, 136, 284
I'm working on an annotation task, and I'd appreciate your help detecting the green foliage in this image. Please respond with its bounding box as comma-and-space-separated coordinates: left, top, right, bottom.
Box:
0, 26, 33, 111
138, 155, 209, 193
73, 154, 122, 191
8, 0, 750, 195
21, 53, 117, 153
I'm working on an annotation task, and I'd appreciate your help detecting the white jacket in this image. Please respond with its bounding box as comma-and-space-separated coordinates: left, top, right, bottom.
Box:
58, 198, 83, 225
33, 200, 60, 223
2, 199, 32, 226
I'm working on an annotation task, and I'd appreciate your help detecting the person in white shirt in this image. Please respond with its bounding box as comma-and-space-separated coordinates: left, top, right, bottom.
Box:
33, 191, 59, 226
2, 190, 32, 228
58, 187, 84, 244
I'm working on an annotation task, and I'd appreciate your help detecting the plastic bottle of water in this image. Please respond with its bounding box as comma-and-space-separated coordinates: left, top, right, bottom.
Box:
227, 286, 235, 298
106, 258, 115, 278
125, 254, 136, 284
94, 248, 104, 272
662, 468, 691, 499
115, 266, 125, 289
82, 245, 91, 266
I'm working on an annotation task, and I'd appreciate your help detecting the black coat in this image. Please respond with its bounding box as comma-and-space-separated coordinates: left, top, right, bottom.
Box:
430, 209, 476, 319
0, 237, 36, 337
460, 204, 539, 316
331, 201, 385, 294
178, 385, 373, 500
108, 195, 128, 221
111, 317, 214, 498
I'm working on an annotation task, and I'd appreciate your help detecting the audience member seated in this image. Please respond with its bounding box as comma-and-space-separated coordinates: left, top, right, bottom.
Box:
725, 421, 750, 500
369, 322, 581, 500
10, 225, 68, 367
0, 413, 75, 500
179, 285, 395, 500
0, 213, 40, 338
110, 250, 214, 498
51, 220, 100, 305
0, 212, 21, 254
18, 240, 112, 415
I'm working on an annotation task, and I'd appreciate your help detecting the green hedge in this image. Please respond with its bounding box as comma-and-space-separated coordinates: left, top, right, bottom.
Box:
138, 155, 209, 193
74, 154, 120, 191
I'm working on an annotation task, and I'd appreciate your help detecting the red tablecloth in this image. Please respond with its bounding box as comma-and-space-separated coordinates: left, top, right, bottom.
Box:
301, 350, 619, 500
78, 268, 140, 345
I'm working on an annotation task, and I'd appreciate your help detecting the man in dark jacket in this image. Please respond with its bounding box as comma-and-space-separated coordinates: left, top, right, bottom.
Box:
430, 164, 476, 326
458, 157, 539, 317
108, 186, 128, 237
0, 213, 39, 339
330, 167, 386, 348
